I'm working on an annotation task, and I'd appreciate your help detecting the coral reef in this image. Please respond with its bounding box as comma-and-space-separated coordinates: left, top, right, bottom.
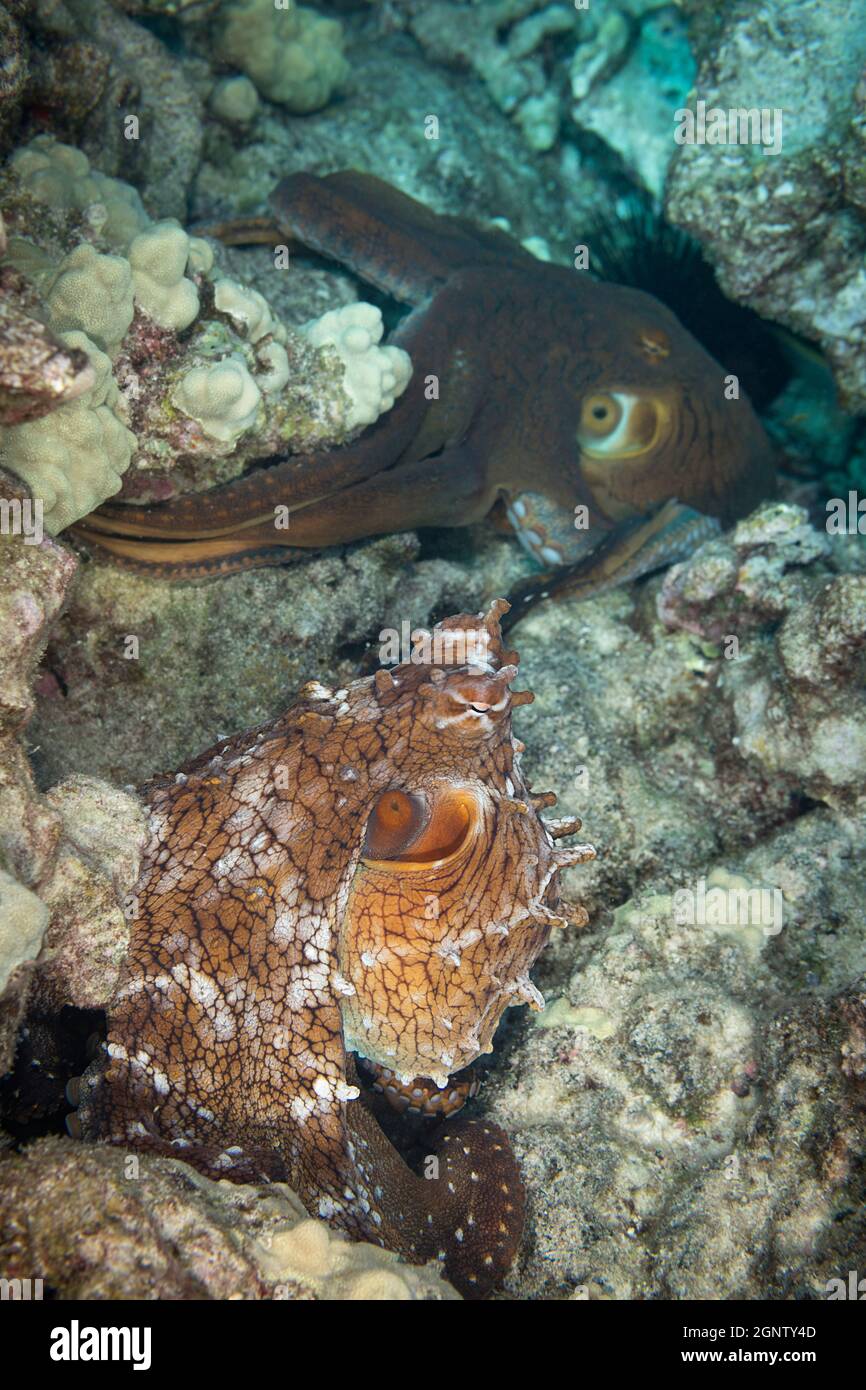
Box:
192, 20, 604, 243
495, 816, 866, 1297
408, 0, 578, 154
1, 345, 136, 533
569, 5, 695, 196
0, 5, 28, 155
1, 0, 865, 1308
0, 520, 74, 1072
0, 404, 149, 1081
11, 488, 866, 1300
659, 504, 866, 810
302, 302, 412, 431
0, 515, 147, 1073
209, 74, 260, 127
656, 502, 832, 643
398, 0, 693, 187
452, 509, 865, 1296
128, 221, 201, 333
10, 136, 150, 249
0, 3, 112, 161
0, 139, 412, 524
0, 278, 94, 427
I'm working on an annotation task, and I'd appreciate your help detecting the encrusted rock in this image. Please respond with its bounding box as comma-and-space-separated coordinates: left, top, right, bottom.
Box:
0, 277, 94, 426
667, 0, 866, 411
0, 1138, 459, 1299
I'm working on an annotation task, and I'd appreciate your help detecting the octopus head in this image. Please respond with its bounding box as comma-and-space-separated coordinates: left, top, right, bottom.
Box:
561, 284, 775, 526
336, 604, 586, 1088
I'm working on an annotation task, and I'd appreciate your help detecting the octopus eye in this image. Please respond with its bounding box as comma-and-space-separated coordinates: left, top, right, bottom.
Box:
579, 393, 622, 437
362, 788, 478, 869
577, 391, 664, 459
363, 790, 427, 859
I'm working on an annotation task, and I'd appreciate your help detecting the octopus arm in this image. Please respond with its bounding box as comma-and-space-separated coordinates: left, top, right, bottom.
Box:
342, 1097, 526, 1300
269, 171, 538, 305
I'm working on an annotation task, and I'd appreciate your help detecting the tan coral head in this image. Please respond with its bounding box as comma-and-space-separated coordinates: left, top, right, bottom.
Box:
339, 599, 595, 1088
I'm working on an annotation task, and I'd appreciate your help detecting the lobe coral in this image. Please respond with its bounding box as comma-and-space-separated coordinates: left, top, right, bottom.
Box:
76, 599, 594, 1297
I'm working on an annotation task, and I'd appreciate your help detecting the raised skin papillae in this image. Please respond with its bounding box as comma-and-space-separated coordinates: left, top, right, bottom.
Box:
78, 600, 594, 1297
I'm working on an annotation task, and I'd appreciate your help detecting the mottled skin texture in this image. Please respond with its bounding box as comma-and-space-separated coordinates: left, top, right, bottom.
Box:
73, 172, 775, 594
79, 601, 594, 1297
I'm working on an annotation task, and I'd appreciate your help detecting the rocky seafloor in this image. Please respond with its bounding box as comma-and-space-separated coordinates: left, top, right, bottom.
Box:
1, 0, 865, 1302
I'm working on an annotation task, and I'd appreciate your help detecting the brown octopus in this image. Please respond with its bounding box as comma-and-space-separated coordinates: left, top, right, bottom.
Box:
73, 171, 775, 611
78, 600, 594, 1297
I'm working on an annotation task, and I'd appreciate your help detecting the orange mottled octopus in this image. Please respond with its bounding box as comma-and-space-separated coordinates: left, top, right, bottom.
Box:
78, 600, 594, 1296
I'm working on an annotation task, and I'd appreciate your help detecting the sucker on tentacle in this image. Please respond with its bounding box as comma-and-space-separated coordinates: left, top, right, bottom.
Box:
358, 1057, 480, 1118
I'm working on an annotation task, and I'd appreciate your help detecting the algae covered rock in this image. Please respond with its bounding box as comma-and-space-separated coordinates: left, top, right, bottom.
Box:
667, 0, 866, 412
0, 521, 76, 1070
0, 519, 144, 1067
490, 812, 866, 1298
0, 1138, 458, 1299
0, 275, 95, 427
659, 505, 866, 810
